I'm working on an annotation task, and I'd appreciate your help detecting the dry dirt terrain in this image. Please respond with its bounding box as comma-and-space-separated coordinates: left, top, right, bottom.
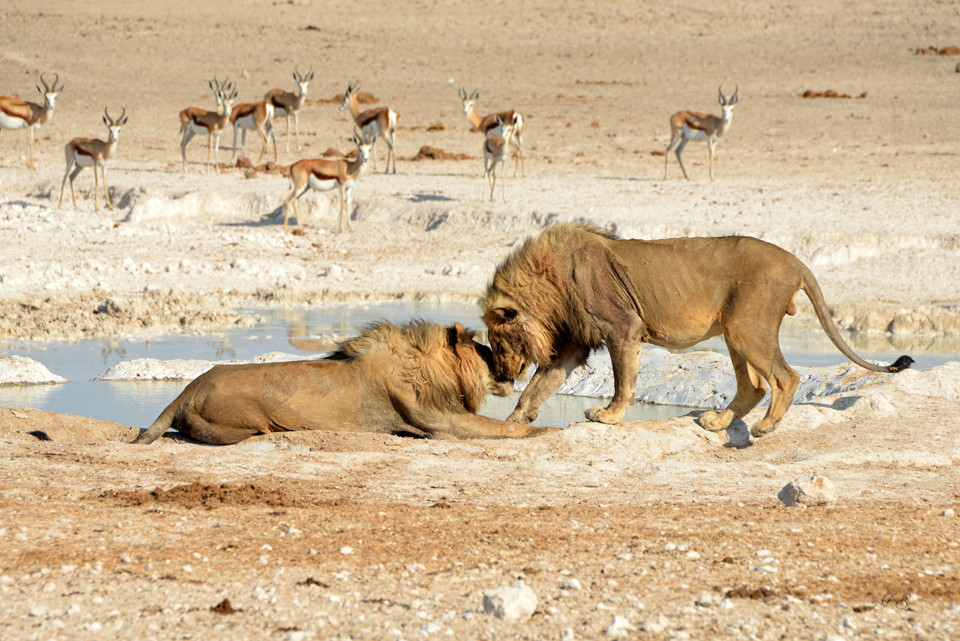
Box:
1, 1, 960, 639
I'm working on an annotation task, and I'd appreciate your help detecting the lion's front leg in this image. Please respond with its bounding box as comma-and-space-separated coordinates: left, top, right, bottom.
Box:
585, 338, 642, 425
508, 349, 588, 423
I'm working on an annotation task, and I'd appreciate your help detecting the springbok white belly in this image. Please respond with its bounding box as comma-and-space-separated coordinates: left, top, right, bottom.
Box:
235, 114, 257, 130
188, 121, 221, 137
0, 113, 29, 130
307, 176, 339, 192
73, 153, 97, 168
681, 124, 709, 141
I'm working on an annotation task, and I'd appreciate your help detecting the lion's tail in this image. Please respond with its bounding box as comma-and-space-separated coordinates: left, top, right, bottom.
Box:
799, 264, 914, 373
131, 402, 179, 445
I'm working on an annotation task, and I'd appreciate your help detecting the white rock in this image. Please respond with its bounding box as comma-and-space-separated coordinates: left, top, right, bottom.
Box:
560, 578, 582, 590
482, 580, 538, 623
778, 474, 837, 507
550, 349, 950, 410
943, 508, 955, 517
604, 615, 634, 637
0, 356, 67, 385
641, 620, 665, 633
93, 351, 319, 381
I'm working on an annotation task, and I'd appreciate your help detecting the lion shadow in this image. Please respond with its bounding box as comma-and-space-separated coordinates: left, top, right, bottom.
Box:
703, 394, 866, 449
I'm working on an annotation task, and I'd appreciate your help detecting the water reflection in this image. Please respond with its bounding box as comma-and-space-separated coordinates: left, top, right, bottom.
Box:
0, 383, 63, 409
847, 331, 960, 355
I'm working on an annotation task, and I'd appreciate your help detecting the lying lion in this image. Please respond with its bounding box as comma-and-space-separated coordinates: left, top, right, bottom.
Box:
132, 321, 555, 445
482, 222, 913, 438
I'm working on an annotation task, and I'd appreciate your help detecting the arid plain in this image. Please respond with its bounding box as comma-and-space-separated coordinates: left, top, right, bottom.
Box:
1, 2, 959, 639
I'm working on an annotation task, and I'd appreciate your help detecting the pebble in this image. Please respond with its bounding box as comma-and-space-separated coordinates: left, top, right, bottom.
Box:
604, 615, 633, 637
482, 580, 538, 623
943, 508, 955, 517
779, 474, 837, 507
641, 619, 666, 633
560, 578, 582, 590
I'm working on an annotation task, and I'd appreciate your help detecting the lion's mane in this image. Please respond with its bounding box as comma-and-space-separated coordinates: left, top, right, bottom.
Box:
328, 320, 488, 413
481, 222, 617, 363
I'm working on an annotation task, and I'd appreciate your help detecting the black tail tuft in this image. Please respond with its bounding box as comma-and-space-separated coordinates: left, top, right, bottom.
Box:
888, 355, 915, 373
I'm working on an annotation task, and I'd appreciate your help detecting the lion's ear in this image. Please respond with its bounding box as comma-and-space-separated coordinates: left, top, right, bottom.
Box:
448, 322, 471, 346
484, 307, 519, 327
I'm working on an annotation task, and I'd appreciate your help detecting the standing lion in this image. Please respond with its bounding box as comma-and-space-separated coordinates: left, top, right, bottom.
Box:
481, 222, 912, 438
132, 320, 555, 445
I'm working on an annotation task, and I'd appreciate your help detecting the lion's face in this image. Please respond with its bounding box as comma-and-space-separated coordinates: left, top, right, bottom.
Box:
472, 339, 517, 396
483, 306, 533, 382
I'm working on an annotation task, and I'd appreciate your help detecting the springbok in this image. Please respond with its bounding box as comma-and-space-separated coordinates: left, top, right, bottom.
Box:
282, 131, 373, 234
664, 85, 739, 181
178, 76, 237, 172
0, 72, 65, 169
58, 108, 128, 211
338, 80, 397, 174
459, 87, 524, 177
230, 99, 277, 163
482, 117, 516, 202
264, 67, 314, 152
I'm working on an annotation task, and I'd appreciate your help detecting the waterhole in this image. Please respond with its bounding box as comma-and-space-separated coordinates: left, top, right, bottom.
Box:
1, 302, 956, 430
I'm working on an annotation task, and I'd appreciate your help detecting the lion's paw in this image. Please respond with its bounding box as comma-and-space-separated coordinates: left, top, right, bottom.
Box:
506, 410, 535, 424
697, 410, 730, 432
585, 406, 623, 425
749, 421, 779, 438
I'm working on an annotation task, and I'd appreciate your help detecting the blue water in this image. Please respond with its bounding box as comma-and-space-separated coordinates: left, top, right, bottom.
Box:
1, 301, 955, 429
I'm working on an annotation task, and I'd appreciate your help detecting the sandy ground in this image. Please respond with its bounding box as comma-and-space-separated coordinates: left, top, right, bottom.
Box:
2, 1, 960, 639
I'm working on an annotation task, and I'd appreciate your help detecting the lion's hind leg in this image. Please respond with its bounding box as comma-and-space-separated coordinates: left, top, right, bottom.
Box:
178, 412, 262, 445
710, 316, 800, 439
698, 346, 767, 433
731, 341, 799, 439
747, 355, 799, 438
